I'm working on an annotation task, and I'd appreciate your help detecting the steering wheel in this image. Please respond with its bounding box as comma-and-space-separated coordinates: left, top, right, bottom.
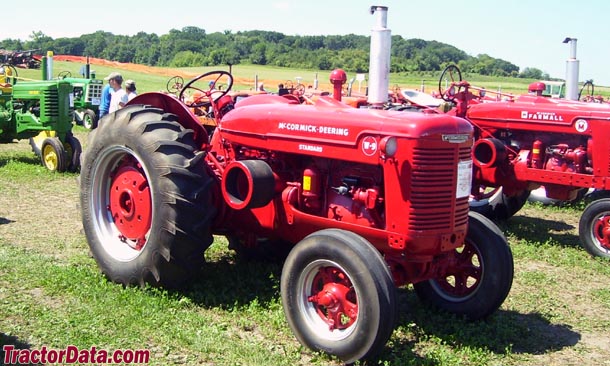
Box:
178, 70, 233, 109
58, 71, 71, 79
579, 80, 594, 101
292, 83, 305, 97
438, 64, 463, 102
166, 76, 184, 94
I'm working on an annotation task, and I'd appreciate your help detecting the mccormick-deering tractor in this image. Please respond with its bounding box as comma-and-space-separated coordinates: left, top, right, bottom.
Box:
79, 7, 513, 362
439, 64, 610, 258
0, 61, 81, 172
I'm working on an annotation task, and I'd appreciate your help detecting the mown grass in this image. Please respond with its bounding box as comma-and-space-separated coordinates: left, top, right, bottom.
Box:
1, 137, 610, 366
0, 240, 300, 366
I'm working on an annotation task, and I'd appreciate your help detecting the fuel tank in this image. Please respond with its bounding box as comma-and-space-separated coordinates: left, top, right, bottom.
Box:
467, 95, 610, 134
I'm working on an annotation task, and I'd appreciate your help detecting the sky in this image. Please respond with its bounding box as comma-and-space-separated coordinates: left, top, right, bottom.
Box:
5, 0, 610, 85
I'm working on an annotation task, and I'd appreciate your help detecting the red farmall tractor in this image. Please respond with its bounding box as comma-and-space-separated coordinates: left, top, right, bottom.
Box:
439, 64, 610, 258
79, 7, 513, 363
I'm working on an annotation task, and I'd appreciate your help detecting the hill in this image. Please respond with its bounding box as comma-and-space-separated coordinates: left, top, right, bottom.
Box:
0, 27, 540, 79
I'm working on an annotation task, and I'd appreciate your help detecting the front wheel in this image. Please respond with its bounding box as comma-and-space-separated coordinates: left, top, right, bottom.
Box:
414, 212, 513, 320
64, 133, 82, 172
40, 137, 67, 172
82, 109, 98, 130
80, 105, 216, 287
281, 229, 397, 364
579, 198, 610, 258
470, 186, 530, 220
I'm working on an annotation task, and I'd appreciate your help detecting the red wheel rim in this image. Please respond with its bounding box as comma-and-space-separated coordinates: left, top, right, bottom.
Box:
592, 215, 610, 250
307, 266, 358, 331
108, 156, 152, 250
435, 241, 482, 298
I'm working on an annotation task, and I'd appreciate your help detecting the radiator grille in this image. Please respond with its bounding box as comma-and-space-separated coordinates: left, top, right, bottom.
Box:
87, 83, 103, 102
42, 89, 59, 117
409, 146, 471, 230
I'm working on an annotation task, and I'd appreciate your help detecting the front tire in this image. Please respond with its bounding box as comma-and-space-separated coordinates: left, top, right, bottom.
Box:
80, 105, 215, 287
64, 133, 82, 172
281, 229, 397, 363
414, 212, 513, 320
579, 198, 610, 258
82, 109, 98, 130
470, 186, 530, 220
41, 137, 67, 172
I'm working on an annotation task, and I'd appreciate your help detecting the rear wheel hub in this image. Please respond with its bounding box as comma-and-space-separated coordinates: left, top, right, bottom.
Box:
109, 160, 152, 249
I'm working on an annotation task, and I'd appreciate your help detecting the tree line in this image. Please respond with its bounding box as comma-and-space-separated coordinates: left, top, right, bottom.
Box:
0, 27, 549, 79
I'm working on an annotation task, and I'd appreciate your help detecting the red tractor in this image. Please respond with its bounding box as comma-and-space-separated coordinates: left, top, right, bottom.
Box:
79, 67, 514, 362
439, 64, 610, 258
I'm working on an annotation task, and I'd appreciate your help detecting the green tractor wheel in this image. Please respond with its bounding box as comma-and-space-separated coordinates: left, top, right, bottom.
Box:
82, 109, 98, 130
41, 137, 68, 172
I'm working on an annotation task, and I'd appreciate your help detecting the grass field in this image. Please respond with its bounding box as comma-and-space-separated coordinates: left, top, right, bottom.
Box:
1, 62, 610, 365
1, 134, 609, 366
12, 59, 610, 98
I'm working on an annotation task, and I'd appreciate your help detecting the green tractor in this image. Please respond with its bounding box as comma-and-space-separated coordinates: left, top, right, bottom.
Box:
57, 60, 103, 129
0, 63, 81, 172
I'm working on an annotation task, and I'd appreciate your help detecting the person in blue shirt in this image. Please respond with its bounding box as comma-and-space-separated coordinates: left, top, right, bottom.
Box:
98, 75, 114, 119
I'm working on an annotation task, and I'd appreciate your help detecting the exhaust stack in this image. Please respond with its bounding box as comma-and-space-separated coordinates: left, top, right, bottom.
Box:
41, 51, 53, 80
368, 5, 391, 107
563, 37, 579, 100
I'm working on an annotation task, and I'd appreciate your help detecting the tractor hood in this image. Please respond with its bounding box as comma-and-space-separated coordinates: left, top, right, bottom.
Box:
218, 95, 472, 159
467, 95, 610, 128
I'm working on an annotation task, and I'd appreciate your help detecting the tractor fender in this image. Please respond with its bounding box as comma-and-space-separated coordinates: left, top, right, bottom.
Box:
127, 92, 209, 146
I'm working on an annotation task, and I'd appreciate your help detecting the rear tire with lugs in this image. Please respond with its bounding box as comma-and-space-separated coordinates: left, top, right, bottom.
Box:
80, 105, 215, 288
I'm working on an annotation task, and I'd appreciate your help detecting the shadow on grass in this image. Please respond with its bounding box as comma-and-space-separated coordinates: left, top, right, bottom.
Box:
163, 253, 580, 364
383, 289, 581, 360
0, 154, 39, 169
0, 333, 33, 364
499, 214, 581, 249
0, 217, 15, 225
173, 256, 433, 365
172, 255, 283, 310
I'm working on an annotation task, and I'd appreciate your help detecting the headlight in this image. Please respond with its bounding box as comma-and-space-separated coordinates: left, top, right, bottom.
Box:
380, 136, 397, 158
